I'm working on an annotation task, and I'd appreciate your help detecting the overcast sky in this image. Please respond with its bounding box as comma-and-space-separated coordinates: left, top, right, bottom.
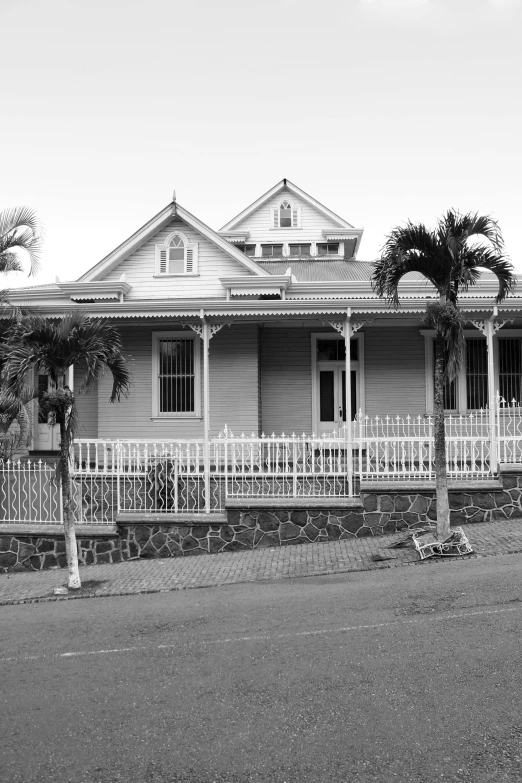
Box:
2, 0, 521, 287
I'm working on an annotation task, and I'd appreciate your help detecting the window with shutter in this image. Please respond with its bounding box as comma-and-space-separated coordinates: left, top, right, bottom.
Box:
156, 233, 198, 275
272, 199, 299, 229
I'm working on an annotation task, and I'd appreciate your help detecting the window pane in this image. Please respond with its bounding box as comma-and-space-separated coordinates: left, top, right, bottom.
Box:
280, 207, 291, 227
289, 244, 310, 255
499, 338, 522, 403
168, 257, 185, 274
466, 340, 488, 409
245, 245, 255, 256
319, 372, 335, 421
261, 245, 282, 257
159, 339, 195, 413
317, 339, 342, 361
317, 244, 327, 256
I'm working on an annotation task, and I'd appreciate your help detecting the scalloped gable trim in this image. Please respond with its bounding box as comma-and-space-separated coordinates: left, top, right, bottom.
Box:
79, 202, 270, 283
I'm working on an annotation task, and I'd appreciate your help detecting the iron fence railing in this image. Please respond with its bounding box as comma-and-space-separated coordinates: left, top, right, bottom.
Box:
7, 396, 522, 526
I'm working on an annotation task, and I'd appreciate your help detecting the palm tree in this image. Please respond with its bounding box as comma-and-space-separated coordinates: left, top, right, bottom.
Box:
0, 312, 130, 589
0, 206, 42, 455
372, 210, 515, 540
0, 206, 42, 280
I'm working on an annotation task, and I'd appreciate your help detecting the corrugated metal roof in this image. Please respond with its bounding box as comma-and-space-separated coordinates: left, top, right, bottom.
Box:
257, 260, 510, 285
257, 260, 375, 281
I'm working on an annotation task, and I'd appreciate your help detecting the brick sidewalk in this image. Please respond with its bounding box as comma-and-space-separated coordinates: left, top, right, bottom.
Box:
2, 520, 522, 606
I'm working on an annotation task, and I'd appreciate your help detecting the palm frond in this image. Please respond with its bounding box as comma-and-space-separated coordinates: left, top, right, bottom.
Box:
372, 222, 448, 304
0, 207, 43, 276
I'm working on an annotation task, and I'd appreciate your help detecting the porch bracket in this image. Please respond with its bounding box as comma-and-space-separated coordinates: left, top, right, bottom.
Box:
469, 319, 513, 336
210, 323, 227, 339
323, 320, 371, 335
324, 320, 344, 335
186, 323, 203, 337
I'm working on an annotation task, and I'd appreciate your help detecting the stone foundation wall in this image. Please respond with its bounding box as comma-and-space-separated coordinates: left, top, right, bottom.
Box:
2, 468, 522, 571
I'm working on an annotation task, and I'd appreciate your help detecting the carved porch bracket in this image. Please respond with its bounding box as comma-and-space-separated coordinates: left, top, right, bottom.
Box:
186, 323, 203, 337
469, 319, 514, 336
493, 319, 514, 334
323, 320, 344, 335
351, 320, 372, 334
469, 320, 486, 335
210, 323, 227, 339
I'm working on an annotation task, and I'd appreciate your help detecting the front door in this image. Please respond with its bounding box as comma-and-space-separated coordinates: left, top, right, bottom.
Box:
34, 374, 61, 450
318, 368, 358, 433
314, 335, 361, 435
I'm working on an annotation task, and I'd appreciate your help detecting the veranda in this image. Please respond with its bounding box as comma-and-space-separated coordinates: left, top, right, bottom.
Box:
2, 397, 519, 528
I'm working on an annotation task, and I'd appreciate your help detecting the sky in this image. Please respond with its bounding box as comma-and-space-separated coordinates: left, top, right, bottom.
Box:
1, 0, 521, 288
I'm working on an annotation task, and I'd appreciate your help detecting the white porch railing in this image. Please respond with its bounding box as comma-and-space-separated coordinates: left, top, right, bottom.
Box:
497, 398, 522, 464
357, 409, 491, 481
220, 431, 355, 500
8, 396, 522, 526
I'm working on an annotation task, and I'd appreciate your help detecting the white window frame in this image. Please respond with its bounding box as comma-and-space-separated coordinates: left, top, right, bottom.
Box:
155, 232, 199, 277
422, 329, 501, 414
151, 331, 201, 419
270, 199, 301, 229
311, 332, 365, 433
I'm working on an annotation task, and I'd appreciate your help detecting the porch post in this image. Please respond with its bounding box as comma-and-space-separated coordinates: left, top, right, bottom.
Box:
344, 308, 353, 495
486, 313, 497, 474
202, 318, 211, 512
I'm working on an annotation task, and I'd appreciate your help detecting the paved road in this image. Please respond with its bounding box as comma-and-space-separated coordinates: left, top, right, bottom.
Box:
2, 553, 522, 783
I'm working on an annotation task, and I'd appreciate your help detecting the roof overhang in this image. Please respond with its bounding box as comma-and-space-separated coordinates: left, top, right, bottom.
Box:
56, 280, 132, 302
219, 231, 251, 243
219, 274, 291, 298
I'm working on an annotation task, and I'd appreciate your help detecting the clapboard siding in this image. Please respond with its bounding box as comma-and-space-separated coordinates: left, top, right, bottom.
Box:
364, 327, 426, 416
209, 325, 259, 436
97, 326, 204, 440
231, 187, 346, 243
260, 327, 314, 435
74, 366, 98, 439
97, 324, 259, 440
103, 218, 253, 299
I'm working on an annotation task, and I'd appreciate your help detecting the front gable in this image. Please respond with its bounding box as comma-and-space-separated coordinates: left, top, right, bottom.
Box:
220, 179, 363, 256
76, 201, 269, 301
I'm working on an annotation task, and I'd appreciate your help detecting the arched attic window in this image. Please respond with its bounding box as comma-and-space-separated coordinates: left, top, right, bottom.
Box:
155, 232, 198, 276
271, 199, 301, 228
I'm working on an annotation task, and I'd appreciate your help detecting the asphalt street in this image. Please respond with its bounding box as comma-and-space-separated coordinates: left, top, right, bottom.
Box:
2, 553, 522, 783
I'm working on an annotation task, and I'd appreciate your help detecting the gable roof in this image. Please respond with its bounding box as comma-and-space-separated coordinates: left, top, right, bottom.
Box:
80, 200, 270, 283
220, 178, 360, 232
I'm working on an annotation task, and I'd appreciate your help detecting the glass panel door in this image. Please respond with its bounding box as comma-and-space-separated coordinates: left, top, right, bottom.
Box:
34, 374, 62, 450
318, 367, 358, 433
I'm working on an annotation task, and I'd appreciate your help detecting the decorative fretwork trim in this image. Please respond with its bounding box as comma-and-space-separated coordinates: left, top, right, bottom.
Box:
470, 319, 514, 336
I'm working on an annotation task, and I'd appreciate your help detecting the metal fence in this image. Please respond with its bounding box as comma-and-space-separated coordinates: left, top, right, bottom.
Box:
357, 409, 491, 481
0, 460, 62, 524
8, 398, 522, 526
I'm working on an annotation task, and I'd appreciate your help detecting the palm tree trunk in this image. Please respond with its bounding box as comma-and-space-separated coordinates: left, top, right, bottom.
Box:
434, 335, 451, 540
59, 413, 81, 589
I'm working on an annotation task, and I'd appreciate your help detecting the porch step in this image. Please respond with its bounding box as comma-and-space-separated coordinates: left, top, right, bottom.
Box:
0, 524, 118, 537
116, 513, 227, 525
360, 479, 503, 492
225, 497, 363, 509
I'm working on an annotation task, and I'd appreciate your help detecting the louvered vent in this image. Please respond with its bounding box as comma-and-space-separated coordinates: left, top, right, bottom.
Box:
186, 248, 194, 272
272, 208, 278, 228
159, 249, 168, 274
292, 208, 299, 227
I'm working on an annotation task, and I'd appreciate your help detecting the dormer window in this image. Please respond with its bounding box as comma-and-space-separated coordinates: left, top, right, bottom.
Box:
155, 232, 198, 276
271, 199, 301, 229
317, 242, 339, 256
